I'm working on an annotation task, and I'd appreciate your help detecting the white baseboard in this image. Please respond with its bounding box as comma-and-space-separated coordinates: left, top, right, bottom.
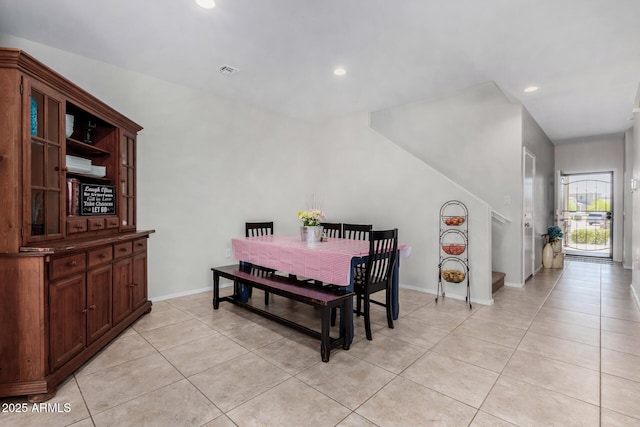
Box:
150, 283, 232, 303
505, 281, 524, 288
631, 284, 640, 310
400, 284, 494, 306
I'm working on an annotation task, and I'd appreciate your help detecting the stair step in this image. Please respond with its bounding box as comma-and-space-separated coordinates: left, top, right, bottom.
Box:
492, 271, 506, 294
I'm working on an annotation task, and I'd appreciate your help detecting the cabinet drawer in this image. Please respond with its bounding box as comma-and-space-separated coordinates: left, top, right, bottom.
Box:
67, 217, 87, 234
105, 217, 119, 229
132, 238, 147, 253
88, 218, 105, 231
50, 253, 86, 280
88, 246, 113, 267
113, 242, 133, 259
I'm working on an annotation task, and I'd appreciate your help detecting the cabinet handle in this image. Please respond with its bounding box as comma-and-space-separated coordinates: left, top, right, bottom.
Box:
74, 224, 83, 229
133, 282, 138, 287
99, 254, 106, 259
119, 248, 127, 252
68, 260, 77, 267
81, 308, 89, 314
89, 305, 96, 310
136, 243, 144, 247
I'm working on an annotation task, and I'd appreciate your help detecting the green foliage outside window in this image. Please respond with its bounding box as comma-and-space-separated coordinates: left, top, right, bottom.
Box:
586, 199, 610, 212
570, 229, 610, 245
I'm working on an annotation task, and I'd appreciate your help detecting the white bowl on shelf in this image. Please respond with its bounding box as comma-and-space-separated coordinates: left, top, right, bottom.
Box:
65, 114, 74, 138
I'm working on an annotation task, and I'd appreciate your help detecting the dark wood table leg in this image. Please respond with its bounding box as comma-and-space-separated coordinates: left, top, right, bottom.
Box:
213, 271, 220, 309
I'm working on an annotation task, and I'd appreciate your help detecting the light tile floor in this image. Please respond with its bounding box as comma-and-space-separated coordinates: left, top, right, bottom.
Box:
2, 260, 639, 426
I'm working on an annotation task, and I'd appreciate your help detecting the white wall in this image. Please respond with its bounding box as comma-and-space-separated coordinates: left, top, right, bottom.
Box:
369, 82, 524, 285
2, 35, 495, 304
522, 108, 555, 271
555, 134, 625, 262
632, 109, 640, 304
309, 113, 494, 304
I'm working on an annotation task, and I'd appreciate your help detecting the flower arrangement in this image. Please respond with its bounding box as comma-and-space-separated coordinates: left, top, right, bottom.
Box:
542, 225, 563, 244
297, 209, 325, 227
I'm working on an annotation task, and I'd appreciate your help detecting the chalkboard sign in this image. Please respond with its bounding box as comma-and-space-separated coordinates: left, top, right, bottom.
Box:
80, 184, 116, 216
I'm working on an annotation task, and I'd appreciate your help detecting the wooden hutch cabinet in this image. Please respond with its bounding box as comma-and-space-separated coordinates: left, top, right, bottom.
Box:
0, 49, 153, 401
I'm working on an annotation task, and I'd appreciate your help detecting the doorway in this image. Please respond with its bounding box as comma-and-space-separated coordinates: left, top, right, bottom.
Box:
559, 172, 613, 258
523, 149, 535, 280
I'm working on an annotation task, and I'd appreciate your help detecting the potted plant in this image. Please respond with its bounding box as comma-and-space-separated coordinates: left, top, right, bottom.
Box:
297, 209, 325, 244
541, 225, 563, 268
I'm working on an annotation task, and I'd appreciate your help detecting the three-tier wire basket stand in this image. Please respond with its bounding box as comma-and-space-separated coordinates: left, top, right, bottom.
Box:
437, 200, 471, 309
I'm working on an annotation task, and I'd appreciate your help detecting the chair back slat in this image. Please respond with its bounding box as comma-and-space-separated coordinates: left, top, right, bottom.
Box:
343, 223, 372, 240
245, 221, 274, 237
366, 229, 398, 286
321, 222, 342, 238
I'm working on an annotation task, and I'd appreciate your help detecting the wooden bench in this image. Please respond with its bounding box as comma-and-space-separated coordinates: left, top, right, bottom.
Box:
211, 264, 353, 362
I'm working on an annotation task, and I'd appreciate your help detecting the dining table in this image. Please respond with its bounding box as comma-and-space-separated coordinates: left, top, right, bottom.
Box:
231, 234, 411, 339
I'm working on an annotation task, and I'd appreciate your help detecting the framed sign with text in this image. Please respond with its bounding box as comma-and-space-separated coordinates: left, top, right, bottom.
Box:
80, 184, 116, 216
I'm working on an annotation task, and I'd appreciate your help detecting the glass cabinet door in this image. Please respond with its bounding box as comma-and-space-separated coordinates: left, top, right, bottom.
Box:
28, 83, 63, 240
121, 133, 136, 231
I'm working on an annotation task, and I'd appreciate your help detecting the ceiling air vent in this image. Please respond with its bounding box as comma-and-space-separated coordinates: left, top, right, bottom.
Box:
218, 65, 239, 76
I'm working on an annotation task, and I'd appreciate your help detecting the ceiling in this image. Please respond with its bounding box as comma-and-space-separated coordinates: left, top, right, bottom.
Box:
1, 0, 639, 142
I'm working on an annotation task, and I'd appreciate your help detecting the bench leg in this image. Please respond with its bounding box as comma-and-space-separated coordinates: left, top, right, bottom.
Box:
341, 298, 352, 350
320, 308, 331, 362
213, 272, 220, 309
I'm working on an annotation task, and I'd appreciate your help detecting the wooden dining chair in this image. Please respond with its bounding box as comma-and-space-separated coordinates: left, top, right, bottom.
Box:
343, 223, 372, 240
245, 221, 274, 237
354, 228, 398, 340
245, 221, 274, 304
321, 222, 342, 238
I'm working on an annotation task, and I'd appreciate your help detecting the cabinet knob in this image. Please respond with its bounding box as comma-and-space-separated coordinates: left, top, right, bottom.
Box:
99, 254, 106, 259
68, 260, 77, 267
81, 308, 89, 314
89, 305, 96, 310
75, 224, 83, 229
119, 248, 127, 252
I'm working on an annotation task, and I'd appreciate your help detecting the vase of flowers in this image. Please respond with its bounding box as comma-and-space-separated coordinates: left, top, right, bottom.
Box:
298, 209, 325, 244
542, 225, 563, 268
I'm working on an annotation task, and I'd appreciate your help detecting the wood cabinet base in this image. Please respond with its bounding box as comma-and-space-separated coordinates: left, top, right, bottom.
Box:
0, 232, 153, 401
0, 301, 151, 401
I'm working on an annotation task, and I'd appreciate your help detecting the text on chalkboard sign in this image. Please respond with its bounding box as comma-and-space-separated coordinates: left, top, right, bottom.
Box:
80, 184, 116, 216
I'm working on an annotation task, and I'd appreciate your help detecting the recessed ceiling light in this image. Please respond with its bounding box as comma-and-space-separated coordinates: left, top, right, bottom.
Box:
333, 67, 347, 76
524, 86, 540, 93
196, 0, 215, 9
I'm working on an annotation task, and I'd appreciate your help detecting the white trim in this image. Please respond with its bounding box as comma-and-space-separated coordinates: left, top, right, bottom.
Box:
400, 284, 494, 305
631, 284, 640, 310
505, 280, 524, 288
150, 283, 232, 302
491, 210, 512, 224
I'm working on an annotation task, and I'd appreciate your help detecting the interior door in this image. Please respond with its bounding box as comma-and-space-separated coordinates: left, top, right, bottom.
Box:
523, 149, 535, 280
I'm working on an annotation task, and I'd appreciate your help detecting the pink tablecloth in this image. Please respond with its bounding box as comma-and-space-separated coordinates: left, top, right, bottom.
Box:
232, 235, 410, 286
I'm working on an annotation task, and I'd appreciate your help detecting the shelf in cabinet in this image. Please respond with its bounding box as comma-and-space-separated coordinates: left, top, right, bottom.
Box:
67, 171, 111, 183
66, 138, 110, 157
